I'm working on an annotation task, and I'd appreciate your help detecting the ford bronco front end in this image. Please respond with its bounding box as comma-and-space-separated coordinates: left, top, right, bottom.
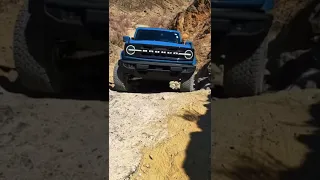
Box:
113, 27, 197, 92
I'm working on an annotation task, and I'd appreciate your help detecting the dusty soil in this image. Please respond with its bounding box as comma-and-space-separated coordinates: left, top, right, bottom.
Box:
0, 88, 108, 179
212, 89, 320, 180
129, 91, 210, 180
0, 1, 108, 180
109, 90, 210, 180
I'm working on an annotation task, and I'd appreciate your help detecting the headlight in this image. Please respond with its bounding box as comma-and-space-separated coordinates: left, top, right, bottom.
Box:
184, 50, 193, 59
126, 45, 136, 55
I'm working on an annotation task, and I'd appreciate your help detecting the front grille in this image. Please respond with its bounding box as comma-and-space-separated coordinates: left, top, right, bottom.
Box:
127, 45, 193, 61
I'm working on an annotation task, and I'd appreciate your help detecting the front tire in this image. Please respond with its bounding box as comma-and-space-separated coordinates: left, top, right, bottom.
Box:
113, 62, 131, 92
13, 1, 65, 93
180, 72, 196, 92
223, 37, 269, 97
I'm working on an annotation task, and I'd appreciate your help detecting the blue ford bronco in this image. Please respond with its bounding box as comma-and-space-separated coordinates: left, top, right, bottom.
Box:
113, 27, 197, 92
211, 0, 275, 97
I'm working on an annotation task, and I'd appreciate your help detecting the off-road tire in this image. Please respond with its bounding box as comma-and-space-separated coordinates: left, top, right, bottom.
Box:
113, 62, 131, 92
223, 37, 268, 97
13, 1, 64, 93
180, 72, 196, 92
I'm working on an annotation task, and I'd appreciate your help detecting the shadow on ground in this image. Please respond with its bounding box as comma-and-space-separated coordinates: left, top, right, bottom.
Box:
212, 99, 320, 180
212, 68, 320, 180
181, 93, 211, 180
279, 101, 320, 180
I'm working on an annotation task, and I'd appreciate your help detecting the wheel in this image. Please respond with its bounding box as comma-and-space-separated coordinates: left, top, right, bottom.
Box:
113, 62, 131, 92
180, 72, 196, 92
13, 1, 66, 93
223, 36, 269, 97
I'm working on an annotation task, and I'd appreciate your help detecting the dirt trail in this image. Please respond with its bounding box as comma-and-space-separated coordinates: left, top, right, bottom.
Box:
108, 1, 212, 179
130, 91, 210, 180
109, 89, 210, 180
212, 89, 320, 180
0, 87, 108, 179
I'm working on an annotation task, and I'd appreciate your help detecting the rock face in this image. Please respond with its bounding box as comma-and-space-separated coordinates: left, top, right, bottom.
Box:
169, 0, 211, 70
167, 0, 211, 89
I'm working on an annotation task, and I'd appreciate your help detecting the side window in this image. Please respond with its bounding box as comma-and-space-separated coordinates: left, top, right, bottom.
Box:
134, 30, 139, 39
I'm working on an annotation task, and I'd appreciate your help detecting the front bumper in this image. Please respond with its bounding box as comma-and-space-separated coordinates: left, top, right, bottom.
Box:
118, 59, 196, 81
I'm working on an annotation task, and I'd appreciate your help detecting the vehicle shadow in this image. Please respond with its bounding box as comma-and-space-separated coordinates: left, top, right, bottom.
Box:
278, 100, 320, 180
181, 93, 211, 180
212, 98, 320, 180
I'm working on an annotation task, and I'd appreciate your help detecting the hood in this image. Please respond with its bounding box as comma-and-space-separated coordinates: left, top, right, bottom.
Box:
129, 40, 192, 49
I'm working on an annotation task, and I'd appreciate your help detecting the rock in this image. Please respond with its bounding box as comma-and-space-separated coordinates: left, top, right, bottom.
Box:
169, 81, 180, 90
149, 154, 153, 160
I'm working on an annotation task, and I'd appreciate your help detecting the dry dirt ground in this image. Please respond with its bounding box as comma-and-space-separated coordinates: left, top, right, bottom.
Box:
0, 1, 108, 180
212, 89, 320, 180
109, 89, 211, 180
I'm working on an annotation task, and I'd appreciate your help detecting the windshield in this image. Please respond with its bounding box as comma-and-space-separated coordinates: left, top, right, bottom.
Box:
134, 29, 181, 44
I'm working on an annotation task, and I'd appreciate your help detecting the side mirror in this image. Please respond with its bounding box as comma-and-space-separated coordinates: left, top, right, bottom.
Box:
123, 36, 131, 43
185, 41, 193, 47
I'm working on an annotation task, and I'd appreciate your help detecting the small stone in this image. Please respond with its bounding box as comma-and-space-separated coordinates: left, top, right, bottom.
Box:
131, 166, 136, 172
149, 155, 153, 160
